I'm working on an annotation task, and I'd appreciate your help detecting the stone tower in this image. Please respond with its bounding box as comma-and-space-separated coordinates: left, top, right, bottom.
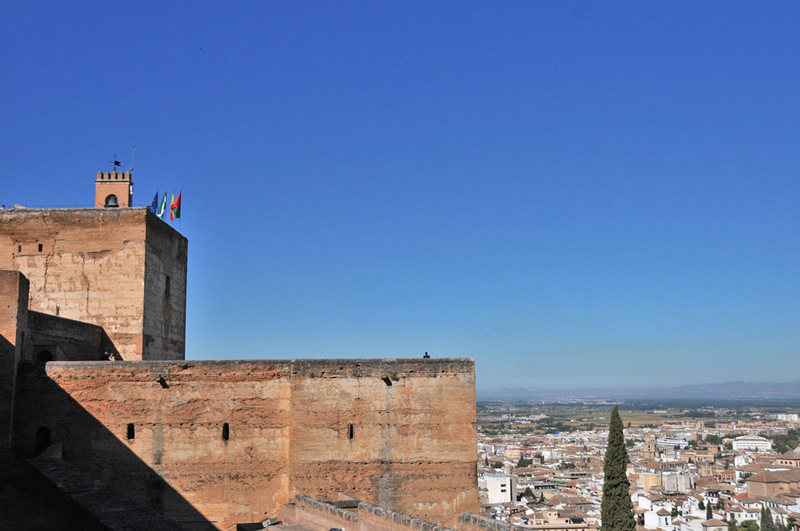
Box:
0, 172, 187, 361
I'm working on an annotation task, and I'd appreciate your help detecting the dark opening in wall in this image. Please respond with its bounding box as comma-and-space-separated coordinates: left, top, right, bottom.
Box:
127, 423, 135, 440
222, 423, 230, 441
348, 424, 354, 440
17, 245, 21, 252
165, 276, 171, 299
382, 376, 392, 386
36, 350, 53, 367
38, 243, 43, 252
35, 427, 51, 455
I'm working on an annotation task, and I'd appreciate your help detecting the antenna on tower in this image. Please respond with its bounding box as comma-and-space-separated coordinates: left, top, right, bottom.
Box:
130, 144, 135, 172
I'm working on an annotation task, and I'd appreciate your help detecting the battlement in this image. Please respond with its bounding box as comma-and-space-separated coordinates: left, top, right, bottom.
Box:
96, 170, 132, 181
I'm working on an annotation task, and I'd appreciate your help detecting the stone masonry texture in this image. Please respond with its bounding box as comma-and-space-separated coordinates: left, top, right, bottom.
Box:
14, 358, 479, 530
0, 208, 187, 361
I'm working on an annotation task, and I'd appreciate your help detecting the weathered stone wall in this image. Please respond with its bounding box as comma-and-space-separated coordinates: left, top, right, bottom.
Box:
143, 212, 188, 360
457, 513, 522, 531
0, 208, 186, 360
289, 358, 478, 526
283, 494, 358, 530
13, 358, 478, 530
283, 495, 456, 531
358, 501, 454, 531
0, 271, 28, 459
14, 360, 292, 530
27, 311, 110, 361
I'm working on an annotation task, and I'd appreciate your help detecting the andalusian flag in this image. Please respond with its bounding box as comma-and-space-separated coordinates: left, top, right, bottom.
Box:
170, 191, 182, 221
156, 193, 168, 220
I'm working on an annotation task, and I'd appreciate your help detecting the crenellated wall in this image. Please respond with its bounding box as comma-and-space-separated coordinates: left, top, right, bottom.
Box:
13, 358, 478, 530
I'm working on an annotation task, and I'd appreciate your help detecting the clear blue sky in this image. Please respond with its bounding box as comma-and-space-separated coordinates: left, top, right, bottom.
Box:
2, 2, 798, 393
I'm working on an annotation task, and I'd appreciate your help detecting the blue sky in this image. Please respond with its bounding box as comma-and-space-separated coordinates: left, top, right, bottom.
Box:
2, 2, 798, 392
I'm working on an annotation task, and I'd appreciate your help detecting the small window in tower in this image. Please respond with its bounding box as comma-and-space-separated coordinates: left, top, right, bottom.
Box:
222, 423, 230, 441
38, 243, 43, 252
17, 245, 21, 252
127, 423, 135, 440
348, 424, 354, 440
165, 276, 171, 299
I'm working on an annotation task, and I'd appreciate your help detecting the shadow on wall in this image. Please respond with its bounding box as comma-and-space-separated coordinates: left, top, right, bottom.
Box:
12, 363, 214, 530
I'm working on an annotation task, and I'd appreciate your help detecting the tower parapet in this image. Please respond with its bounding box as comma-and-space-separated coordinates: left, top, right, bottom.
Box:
95, 170, 133, 208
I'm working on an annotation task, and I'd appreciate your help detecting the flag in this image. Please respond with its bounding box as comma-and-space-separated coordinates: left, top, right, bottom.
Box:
170, 191, 181, 221
172, 191, 182, 220
148, 192, 158, 214
156, 193, 168, 220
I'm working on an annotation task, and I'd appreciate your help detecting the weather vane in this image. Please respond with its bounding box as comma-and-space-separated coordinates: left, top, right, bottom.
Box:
108, 153, 121, 171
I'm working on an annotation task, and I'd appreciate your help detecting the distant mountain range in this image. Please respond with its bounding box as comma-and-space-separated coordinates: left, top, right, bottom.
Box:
479, 380, 800, 402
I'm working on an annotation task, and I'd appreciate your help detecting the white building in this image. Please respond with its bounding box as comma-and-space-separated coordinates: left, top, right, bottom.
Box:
731, 435, 772, 452
657, 437, 689, 449
662, 471, 693, 494
483, 472, 517, 505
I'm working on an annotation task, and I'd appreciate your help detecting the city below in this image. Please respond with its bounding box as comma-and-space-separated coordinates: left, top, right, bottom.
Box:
477, 399, 800, 530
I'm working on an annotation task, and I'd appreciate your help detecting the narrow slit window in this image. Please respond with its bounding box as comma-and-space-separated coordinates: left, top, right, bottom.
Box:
222, 423, 230, 441
38, 243, 43, 252
127, 423, 135, 440
165, 276, 171, 299
348, 424, 354, 440
17, 245, 21, 252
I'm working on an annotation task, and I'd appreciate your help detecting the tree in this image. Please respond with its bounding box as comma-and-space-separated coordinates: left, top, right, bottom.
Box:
706, 501, 712, 520
699, 500, 705, 510
517, 455, 528, 468
761, 507, 775, 531
601, 405, 636, 531
522, 486, 535, 499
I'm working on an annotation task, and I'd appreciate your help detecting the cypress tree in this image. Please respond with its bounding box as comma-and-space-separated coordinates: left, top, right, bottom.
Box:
706, 501, 712, 520
761, 507, 775, 531
601, 405, 636, 531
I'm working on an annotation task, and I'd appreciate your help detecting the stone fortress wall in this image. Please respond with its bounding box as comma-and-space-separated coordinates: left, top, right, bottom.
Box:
13, 358, 477, 529
0, 173, 479, 530
0, 208, 187, 361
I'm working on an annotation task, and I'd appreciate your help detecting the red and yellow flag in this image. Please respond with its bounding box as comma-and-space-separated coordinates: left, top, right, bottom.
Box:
170, 191, 181, 221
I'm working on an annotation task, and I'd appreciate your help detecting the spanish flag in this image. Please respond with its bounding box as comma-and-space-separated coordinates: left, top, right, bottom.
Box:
170, 191, 181, 221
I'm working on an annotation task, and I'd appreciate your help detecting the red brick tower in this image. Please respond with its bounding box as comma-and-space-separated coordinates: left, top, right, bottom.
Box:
95, 170, 133, 208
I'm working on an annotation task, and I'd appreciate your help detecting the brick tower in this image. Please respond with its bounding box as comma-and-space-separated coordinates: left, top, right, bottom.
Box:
95, 170, 133, 208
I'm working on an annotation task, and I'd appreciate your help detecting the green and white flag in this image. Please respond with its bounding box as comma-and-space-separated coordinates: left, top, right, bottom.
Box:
156, 193, 168, 220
